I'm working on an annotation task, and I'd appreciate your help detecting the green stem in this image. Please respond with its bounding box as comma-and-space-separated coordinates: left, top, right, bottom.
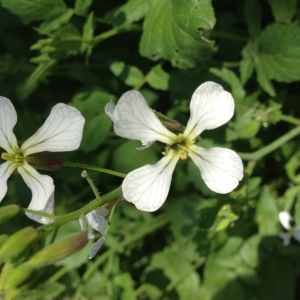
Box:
93, 24, 141, 45
38, 186, 122, 233
281, 114, 300, 126
238, 126, 300, 160
83, 212, 172, 281
62, 161, 126, 178
81, 170, 101, 200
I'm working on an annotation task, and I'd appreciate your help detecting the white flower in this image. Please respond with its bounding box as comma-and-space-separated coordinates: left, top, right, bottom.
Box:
0, 97, 85, 224
278, 211, 300, 246
79, 208, 109, 259
105, 81, 244, 211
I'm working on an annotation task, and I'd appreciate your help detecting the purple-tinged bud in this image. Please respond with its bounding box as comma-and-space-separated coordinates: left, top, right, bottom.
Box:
0, 227, 38, 263
29, 231, 88, 267
0, 204, 19, 224
153, 110, 182, 132
26, 152, 62, 171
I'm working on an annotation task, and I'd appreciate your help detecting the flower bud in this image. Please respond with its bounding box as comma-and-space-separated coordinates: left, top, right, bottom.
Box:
29, 231, 88, 267
0, 227, 38, 263
0, 234, 8, 247
4, 262, 36, 289
26, 152, 62, 171
153, 110, 182, 132
0, 204, 19, 224
0, 261, 14, 290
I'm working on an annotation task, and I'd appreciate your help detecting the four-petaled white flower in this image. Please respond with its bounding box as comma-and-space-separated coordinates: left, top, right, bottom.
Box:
0, 97, 85, 224
105, 81, 244, 212
79, 208, 109, 259
278, 211, 300, 246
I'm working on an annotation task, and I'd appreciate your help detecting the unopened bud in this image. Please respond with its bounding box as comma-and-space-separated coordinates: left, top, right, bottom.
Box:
0, 204, 19, 224
0, 235, 8, 247
153, 110, 182, 132
0, 261, 14, 289
29, 231, 88, 267
5, 262, 36, 289
27, 152, 62, 171
0, 227, 38, 263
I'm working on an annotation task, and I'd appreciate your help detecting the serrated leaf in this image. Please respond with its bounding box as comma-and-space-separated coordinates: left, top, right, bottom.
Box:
104, 0, 151, 27
146, 65, 170, 90
0, 0, 67, 24
52, 24, 82, 54
267, 0, 297, 23
140, 0, 216, 69
253, 23, 300, 96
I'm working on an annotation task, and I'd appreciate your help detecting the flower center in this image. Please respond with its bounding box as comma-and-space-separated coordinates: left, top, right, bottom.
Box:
162, 133, 195, 160
1, 148, 25, 168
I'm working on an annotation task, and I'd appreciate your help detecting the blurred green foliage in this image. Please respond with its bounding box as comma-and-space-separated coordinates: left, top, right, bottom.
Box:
0, 0, 300, 299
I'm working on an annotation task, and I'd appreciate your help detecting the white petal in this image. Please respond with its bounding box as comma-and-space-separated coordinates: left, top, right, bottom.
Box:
278, 211, 292, 230
78, 219, 95, 239
188, 146, 243, 194
104, 100, 116, 122
0, 97, 19, 152
184, 82, 235, 140
85, 209, 108, 235
18, 162, 54, 224
0, 162, 14, 201
109, 91, 176, 147
293, 227, 300, 243
21, 103, 85, 156
122, 150, 179, 211
279, 233, 291, 246
89, 237, 105, 259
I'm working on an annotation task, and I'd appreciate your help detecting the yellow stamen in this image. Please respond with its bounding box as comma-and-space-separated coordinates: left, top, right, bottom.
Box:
1, 152, 25, 164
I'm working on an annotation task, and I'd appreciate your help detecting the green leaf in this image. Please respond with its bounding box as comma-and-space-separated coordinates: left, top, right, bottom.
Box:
258, 253, 296, 300
0, 0, 67, 24
209, 67, 246, 101
285, 152, 300, 184
104, 0, 151, 27
81, 12, 94, 57
74, 0, 93, 15
240, 42, 255, 84
71, 90, 114, 152
267, 0, 297, 23
140, 0, 216, 69
244, 0, 262, 38
112, 140, 158, 173
38, 8, 74, 34
109, 61, 144, 88
253, 23, 300, 96
18, 59, 56, 101
255, 188, 279, 236
16, 282, 65, 300
146, 65, 170, 91
115, 273, 135, 300
145, 245, 201, 299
